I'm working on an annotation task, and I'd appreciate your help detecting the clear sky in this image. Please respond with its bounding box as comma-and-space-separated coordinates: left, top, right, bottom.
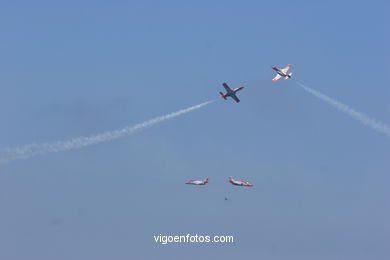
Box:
0, 0, 389, 259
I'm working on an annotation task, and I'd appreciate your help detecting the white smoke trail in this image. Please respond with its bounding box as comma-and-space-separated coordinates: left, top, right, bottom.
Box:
0, 100, 215, 164
297, 82, 390, 138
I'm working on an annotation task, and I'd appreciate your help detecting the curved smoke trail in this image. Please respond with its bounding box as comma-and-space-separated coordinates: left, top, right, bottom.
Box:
0, 100, 215, 164
297, 82, 390, 138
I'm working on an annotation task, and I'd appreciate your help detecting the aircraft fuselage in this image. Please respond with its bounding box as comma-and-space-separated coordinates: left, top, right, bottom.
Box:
272, 66, 292, 78
220, 83, 244, 103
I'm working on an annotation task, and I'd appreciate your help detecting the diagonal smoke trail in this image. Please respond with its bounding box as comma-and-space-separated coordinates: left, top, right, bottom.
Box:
0, 100, 215, 164
297, 82, 390, 138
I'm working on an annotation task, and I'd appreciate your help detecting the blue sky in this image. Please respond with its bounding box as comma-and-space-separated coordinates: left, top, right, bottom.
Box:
0, 0, 389, 259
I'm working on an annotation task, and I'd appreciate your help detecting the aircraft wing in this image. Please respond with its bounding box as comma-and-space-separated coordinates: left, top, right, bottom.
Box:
280, 64, 291, 73
231, 95, 240, 103
272, 74, 282, 82
222, 83, 232, 92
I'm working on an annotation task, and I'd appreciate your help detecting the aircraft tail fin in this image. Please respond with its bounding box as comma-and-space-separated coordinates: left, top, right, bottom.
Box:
285, 72, 293, 80
204, 178, 209, 184
219, 92, 227, 100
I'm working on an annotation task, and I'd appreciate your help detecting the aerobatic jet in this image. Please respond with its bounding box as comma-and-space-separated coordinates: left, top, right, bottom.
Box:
185, 178, 209, 185
219, 82, 245, 103
271, 64, 293, 81
228, 177, 253, 187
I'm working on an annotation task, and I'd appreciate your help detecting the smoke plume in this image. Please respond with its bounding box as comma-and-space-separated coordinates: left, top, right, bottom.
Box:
0, 100, 215, 164
297, 82, 390, 138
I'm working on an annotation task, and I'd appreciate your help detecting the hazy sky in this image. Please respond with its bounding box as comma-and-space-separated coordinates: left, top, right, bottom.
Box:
0, 1, 389, 259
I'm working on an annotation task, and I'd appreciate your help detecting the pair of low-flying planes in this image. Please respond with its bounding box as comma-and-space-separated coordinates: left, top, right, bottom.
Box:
186, 177, 253, 187
219, 64, 293, 103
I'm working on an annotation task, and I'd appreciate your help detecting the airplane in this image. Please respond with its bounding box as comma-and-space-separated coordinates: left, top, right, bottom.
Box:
228, 177, 253, 187
185, 178, 209, 185
271, 64, 293, 81
219, 82, 245, 103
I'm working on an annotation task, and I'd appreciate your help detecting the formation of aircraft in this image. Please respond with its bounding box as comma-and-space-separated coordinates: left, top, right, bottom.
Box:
187, 63, 293, 189
219, 82, 245, 103
218, 64, 293, 103
271, 64, 293, 82
185, 177, 253, 186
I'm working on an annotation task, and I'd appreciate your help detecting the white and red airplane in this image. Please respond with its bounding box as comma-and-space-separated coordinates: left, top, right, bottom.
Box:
228, 177, 253, 187
271, 64, 293, 81
219, 82, 245, 103
185, 178, 209, 185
